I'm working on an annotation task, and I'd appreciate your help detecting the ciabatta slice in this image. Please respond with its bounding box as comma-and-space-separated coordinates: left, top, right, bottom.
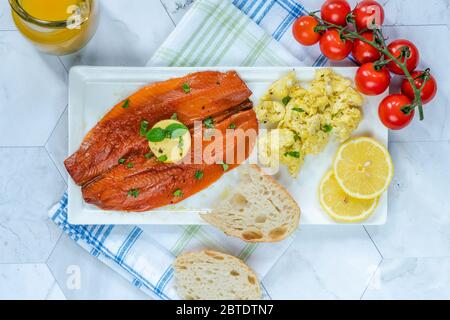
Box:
173, 250, 261, 300
202, 165, 300, 242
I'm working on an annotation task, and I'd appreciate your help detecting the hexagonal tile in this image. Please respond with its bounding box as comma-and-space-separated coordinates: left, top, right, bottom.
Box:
0, 263, 65, 299
47, 234, 150, 300
59, 0, 174, 68
262, 227, 381, 299
362, 257, 450, 299
0, 0, 16, 30
0, 147, 66, 263
0, 32, 67, 146
366, 141, 450, 258
45, 106, 68, 183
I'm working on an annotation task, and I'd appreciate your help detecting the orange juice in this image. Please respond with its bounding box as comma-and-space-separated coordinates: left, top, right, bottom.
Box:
10, 0, 98, 55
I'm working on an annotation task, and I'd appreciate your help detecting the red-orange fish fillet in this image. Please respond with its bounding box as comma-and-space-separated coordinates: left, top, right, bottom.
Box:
65, 71, 258, 211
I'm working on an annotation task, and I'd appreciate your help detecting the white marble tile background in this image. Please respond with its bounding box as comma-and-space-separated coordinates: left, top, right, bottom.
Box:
0, 0, 449, 300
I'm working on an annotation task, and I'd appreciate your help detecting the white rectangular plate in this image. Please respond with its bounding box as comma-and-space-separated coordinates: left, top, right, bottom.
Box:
68, 66, 388, 225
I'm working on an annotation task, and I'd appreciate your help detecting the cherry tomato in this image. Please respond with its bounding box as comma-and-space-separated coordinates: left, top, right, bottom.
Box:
386, 39, 420, 75
378, 94, 414, 130
321, 0, 351, 26
319, 29, 352, 61
351, 32, 381, 65
353, 0, 385, 30
401, 71, 437, 104
355, 63, 390, 96
292, 16, 321, 46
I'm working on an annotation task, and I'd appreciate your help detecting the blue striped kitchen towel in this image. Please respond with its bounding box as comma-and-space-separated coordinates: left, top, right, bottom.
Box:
50, 0, 335, 300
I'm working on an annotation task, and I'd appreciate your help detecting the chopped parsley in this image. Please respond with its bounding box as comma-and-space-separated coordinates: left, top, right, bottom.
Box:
292, 107, 304, 113
140, 120, 149, 136
127, 189, 139, 198
118, 158, 126, 164
228, 123, 236, 129
121, 99, 130, 109
127, 162, 134, 168
284, 151, 300, 158
322, 124, 333, 133
146, 127, 166, 142
170, 113, 178, 120
282, 96, 291, 106
173, 189, 183, 197
158, 155, 168, 162
165, 123, 188, 139
182, 83, 191, 93
203, 117, 214, 129
195, 170, 204, 179
221, 163, 229, 171
144, 152, 153, 159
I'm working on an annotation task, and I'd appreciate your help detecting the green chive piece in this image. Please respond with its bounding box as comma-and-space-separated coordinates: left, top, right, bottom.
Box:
144, 152, 153, 159
146, 127, 166, 142
173, 189, 183, 197
203, 117, 214, 129
118, 158, 126, 164
322, 124, 333, 132
284, 151, 300, 158
221, 163, 229, 171
170, 113, 178, 120
121, 99, 130, 109
158, 155, 168, 162
127, 189, 139, 198
140, 120, 149, 136
195, 170, 204, 179
228, 123, 236, 129
182, 83, 191, 93
127, 162, 134, 168
292, 107, 304, 112
282, 96, 291, 106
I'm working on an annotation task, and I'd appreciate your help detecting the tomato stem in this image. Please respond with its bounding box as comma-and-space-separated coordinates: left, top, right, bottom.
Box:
310, 13, 426, 121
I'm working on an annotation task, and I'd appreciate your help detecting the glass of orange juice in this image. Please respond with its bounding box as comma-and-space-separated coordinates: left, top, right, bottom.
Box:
9, 0, 99, 55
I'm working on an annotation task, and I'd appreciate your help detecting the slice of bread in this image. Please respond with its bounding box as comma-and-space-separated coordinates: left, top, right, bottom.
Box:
173, 249, 261, 300
201, 164, 300, 242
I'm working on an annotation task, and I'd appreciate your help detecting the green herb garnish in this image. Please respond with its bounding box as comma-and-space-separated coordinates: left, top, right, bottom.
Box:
140, 120, 149, 136
282, 96, 291, 106
173, 189, 183, 197
146, 127, 166, 142
158, 155, 168, 162
221, 163, 229, 171
228, 123, 236, 129
118, 158, 126, 164
203, 117, 214, 129
322, 124, 333, 132
182, 83, 191, 93
127, 189, 139, 198
284, 151, 300, 158
144, 152, 153, 159
165, 123, 188, 139
195, 170, 204, 179
127, 162, 134, 168
170, 113, 178, 120
121, 99, 130, 109
292, 107, 304, 112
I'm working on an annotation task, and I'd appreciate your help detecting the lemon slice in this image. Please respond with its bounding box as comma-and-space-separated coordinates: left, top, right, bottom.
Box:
319, 171, 379, 222
333, 137, 393, 199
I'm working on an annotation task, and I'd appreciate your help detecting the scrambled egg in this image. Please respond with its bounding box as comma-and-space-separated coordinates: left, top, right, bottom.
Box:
256, 69, 363, 176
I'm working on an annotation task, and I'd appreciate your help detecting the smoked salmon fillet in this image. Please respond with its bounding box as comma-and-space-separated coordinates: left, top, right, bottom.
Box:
65, 71, 253, 186
65, 71, 259, 211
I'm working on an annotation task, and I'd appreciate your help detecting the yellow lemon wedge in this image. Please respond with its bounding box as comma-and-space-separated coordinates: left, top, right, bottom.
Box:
333, 137, 393, 199
319, 171, 379, 222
